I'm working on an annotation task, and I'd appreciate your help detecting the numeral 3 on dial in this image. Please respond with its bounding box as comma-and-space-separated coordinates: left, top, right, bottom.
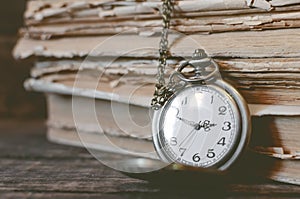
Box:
222, 122, 231, 131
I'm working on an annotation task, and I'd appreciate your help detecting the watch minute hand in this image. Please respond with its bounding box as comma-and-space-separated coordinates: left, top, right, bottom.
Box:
177, 116, 198, 127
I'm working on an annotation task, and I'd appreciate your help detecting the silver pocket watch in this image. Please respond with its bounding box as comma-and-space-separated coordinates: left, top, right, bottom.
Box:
152, 49, 251, 171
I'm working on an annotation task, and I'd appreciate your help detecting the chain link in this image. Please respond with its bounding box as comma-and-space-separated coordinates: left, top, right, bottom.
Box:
151, 0, 174, 110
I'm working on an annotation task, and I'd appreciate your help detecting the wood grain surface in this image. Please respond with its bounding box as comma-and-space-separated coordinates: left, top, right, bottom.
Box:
0, 120, 299, 198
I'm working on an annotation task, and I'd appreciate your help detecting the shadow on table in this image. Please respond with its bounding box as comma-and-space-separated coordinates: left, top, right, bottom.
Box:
121, 150, 279, 198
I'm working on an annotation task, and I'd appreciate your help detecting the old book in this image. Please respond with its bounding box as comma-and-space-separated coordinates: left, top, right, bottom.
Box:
20, 0, 300, 39
13, 29, 300, 59
24, 0, 300, 23
48, 126, 157, 159
22, 8, 300, 38
45, 92, 300, 185
13, 28, 300, 106
26, 79, 300, 157
22, 0, 269, 25
26, 62, 300, 105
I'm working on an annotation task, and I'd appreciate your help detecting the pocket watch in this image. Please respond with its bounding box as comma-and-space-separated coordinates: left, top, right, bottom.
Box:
150, 0, 251, 171
151, 49, 251, 171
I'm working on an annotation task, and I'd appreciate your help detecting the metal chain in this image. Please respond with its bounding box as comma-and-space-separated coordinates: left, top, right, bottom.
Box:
151, 0, 174, 110
157, 0, 173, 85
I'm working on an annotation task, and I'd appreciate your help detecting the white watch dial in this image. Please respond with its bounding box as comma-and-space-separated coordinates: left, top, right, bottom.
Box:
158, 85, 240, 168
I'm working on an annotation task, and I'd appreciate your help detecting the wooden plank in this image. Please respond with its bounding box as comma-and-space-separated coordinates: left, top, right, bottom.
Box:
1, 157, 300, 195
0, 158, 148, 193
0, 120, 90, 159
0, 192, 118, 199
1, 120, 300, 198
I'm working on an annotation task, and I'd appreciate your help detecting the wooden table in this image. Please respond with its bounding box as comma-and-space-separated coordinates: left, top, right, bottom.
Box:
0, 120, 299, 198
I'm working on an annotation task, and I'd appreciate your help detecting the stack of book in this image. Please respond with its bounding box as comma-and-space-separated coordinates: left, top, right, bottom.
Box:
14, 0, 300, 184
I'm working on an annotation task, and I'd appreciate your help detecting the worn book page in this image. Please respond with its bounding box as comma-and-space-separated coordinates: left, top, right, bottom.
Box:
13, 28, 300, 59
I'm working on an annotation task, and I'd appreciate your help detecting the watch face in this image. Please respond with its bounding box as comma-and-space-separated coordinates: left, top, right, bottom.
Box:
157, 85, 241, 168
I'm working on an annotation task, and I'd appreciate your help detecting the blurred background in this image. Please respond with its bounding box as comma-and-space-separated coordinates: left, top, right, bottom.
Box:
0, 1, 46, 120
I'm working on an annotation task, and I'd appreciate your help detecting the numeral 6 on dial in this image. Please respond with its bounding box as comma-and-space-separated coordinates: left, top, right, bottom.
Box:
192, 153, 201, 162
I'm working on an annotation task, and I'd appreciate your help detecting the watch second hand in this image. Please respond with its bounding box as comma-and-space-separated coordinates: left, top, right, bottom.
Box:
186, 131, 200, 154
179, 128, 196, 148
179, 120, 202, 154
